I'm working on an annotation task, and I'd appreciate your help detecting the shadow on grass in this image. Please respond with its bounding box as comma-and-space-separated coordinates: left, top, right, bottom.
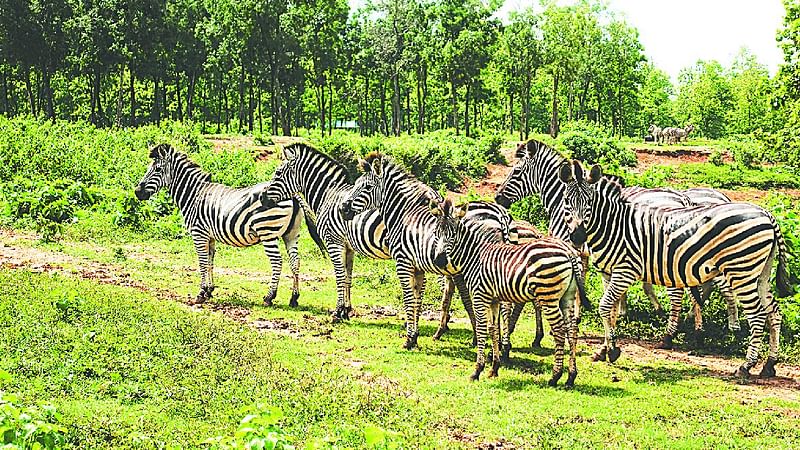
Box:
489, 375, 629, 397
266, 302, 331, 316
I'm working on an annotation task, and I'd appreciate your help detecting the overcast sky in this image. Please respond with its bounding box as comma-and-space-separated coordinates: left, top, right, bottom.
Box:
497, 0, 786, 80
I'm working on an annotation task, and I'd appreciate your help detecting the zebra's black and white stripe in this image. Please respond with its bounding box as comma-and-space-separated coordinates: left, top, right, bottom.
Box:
558, 160, 793, 378
135, 143, 322, 305
494, 140, 738, 348
430, 199, 585, 387
259, 144, 525, 342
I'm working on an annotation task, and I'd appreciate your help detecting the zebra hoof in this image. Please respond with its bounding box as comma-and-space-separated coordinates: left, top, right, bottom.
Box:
263, 291, 276, 307
655, 335, 673, 350
288, 292, 299, 308
470, 363, 484, 381
592, 348, 607, 362
608, 347, 621, 363
729, 322, 741, 332
734, 366, 750, 380
565, 371, 577, 388
759, 357, 777, 378
432, 325, 449, 341
531, 335, 543, 349
471, 335, 477, 347
548, 371, 563, 387
403, 334, 419, 350
500, 343, 511, 363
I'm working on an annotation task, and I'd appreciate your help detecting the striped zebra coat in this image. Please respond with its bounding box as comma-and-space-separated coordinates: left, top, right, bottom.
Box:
430, 199, 585, 387
135, 143, 323, 305
494, 139, 738, 349
340, 153, 492, 349
259, 144, 527, 343
559, 160, 793, 378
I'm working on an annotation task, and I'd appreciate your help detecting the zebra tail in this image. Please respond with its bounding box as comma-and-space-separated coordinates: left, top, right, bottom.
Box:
295, 195, 327, 255
774, 221, 795, 298
571, 255, 591, 311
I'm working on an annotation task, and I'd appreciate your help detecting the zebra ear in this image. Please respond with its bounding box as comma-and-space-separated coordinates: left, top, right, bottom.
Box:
429, 199, 443, 216
358, 158, 369, 173
558, 162, 574, 183
588, 164, 602, 184
372, 155, 383, 176
514, 141, 529, 159
453, 205, 467, 220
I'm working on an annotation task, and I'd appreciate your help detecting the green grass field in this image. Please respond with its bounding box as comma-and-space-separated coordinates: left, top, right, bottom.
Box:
2, 229, 799, 449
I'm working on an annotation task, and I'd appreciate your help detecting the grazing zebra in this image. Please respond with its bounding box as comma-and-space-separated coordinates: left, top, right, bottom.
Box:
430, 199, 585, 387
259, 143, 526, 342
135, 143, 323, 305
647, 124, 663, 145
494, 140, 738, 348
558, 160, 793, 378
339, 153, 499, 349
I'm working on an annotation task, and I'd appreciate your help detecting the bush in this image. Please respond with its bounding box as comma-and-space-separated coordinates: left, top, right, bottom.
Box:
726, 136, 764, 169
709, 149, 725, 166
557, 121, 637, 168
0, 382, 67, 450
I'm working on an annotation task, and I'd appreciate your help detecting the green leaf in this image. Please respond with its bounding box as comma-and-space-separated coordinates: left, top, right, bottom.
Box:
364, 424, 386, 448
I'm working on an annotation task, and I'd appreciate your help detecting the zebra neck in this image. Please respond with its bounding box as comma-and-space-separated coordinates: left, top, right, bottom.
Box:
303, 163, 349, 214
168, 165, 211, 214
531, 151, 570, 240
378, 168, 435, 232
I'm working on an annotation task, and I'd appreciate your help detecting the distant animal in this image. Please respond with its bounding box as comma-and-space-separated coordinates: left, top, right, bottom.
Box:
135, 143, 324, 306
665, 124, 694, 144
647, 124, 663, 145
430, 199, 585, 387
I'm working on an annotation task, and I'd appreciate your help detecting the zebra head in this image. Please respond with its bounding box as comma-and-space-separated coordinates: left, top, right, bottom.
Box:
340, 153, 384, 220
135, 144, 175, 201
648, 124, 656, 134
261, 145, 302, 209
558, 160, 602, 247
495, 140, 540, 208
430, 198, 467, 269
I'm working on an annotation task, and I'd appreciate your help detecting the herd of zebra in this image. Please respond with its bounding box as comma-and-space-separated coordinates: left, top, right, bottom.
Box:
134, 139, 794, 387
647, 124, 694, 145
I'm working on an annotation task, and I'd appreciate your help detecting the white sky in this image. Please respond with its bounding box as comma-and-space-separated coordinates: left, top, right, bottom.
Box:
497, 0, 787, 80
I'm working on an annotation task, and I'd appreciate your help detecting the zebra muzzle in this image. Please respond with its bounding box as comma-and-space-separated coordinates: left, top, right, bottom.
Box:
134, 185, 150, 201
259, 191, 277, 209
494, 194, 511, 208
570, 225, 587, 247
340, 201, 356, 220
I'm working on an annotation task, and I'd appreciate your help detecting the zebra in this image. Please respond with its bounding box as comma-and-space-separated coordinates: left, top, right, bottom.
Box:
494, 140, 739, 349
558, 159, 793, 379
430, 199, 585, 387
664, 124, 694, 144
647, 124, 663, 145
259, 143, 530, 343
338, 152, 511, 349
135, 143, 324, 306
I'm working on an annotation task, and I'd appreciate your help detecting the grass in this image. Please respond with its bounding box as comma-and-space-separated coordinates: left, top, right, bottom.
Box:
2, 231, 800, 448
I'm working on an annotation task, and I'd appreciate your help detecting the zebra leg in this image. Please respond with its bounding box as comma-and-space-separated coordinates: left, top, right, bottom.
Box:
433, 276, 454, 340
342, 247, 355, 318
453, 275, 477, 346
542, 301, 566, 386
282, 233, 301, 307
396, 262, 420, 349
532, 302, 545, 349
716, 277, 740, 331
728, 273, 768, 379
500, 301, 515, 362
191, 234, 214, 304
602, 273, 626, 320
566, 297, 579, 388
261, 240, 283, 306
643, 283, 663, 312
328, 244, 351, 321
488, 302, 502, 378
470, 293, 490, 381
760, 288, 781, 378
656, 288, 684, 350
595, 273, 634, 363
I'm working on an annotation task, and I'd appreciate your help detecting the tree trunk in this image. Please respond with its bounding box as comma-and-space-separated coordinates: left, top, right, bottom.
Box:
42, 69, 54, 119
248, 71, 254, 132
176, 72, 183, 121
152, 76, 160, 125
550, 72, 559, 138
115, 68, 124, 127
451, 79, 458, 135
391, 72, 401, 136
187, 71, 196, 121
464, 83, 470, 137
23, 67, 35, 116
89, 75, 96, 125
380, 79, 388, 135
129, 65, 136, 126
95, 71, 105, 126
1, 68, 9, 116
238, 61, 245, 132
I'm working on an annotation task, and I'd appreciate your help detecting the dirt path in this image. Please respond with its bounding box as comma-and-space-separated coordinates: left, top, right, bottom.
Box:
1, 228, 798, 399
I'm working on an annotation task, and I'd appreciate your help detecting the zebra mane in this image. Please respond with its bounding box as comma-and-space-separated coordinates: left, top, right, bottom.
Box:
285, 142, 349, 178
516, 139, 552, 159
379, 155, 444, 204
150, 143, 211, 182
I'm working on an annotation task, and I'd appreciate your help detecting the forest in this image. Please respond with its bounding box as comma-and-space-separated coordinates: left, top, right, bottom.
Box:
2, 0, 799, 152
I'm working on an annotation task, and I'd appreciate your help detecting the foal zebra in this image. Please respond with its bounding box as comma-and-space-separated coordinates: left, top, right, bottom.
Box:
494, 140, 738, 347
431, 199, 585, 387
135, 143, 323, 305
558, 160, 793, 378
259, 143, 526, 342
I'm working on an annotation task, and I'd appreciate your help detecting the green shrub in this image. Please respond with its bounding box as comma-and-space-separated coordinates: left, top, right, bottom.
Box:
557, 121, 637, 168
204, 404, 295, 449
709, 149, 725, 166
727, 136, 763, 169
0, 384, 67, 450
